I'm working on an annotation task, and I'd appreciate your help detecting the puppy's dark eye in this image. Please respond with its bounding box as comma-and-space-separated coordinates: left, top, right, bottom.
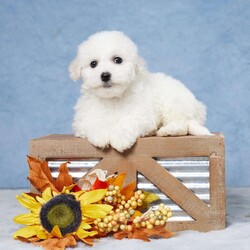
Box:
90, 60, 98, 68
113, 57, 123, 64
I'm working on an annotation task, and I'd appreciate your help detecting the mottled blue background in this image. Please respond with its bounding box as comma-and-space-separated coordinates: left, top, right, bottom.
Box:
0, 0, 249, 188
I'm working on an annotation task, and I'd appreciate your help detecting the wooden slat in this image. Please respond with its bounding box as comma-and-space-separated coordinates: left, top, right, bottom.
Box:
29, 134, 224, 160
132, 157, 210, 221
209, 154, 226, 225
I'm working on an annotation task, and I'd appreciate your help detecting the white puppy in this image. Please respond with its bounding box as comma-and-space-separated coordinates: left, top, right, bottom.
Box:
70, 31, 211, 152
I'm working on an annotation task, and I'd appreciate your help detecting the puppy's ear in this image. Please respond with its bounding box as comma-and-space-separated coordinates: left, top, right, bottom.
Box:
135, 56, 146, 76
69, 56, 82, 81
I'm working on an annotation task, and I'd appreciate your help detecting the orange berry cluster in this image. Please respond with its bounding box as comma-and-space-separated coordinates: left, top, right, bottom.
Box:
104, 185, 145, 212
133, 203, 172, 229
93, 210, 134, 233
94, 185, 146, 233
93, 185, 171, 233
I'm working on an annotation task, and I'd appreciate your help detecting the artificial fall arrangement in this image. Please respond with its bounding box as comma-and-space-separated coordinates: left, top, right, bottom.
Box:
13, 156, 174, 250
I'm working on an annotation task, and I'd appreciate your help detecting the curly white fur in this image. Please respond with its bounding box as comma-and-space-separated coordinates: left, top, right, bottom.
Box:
69, 31, 211, 152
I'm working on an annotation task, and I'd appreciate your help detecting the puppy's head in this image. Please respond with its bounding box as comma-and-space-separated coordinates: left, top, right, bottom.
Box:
69, 31, 145, 99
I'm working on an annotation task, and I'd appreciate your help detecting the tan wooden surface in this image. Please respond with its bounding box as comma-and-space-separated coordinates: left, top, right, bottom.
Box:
29, 133, 225, 232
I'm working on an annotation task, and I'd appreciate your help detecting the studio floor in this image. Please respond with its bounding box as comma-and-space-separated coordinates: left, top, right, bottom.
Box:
0, 188, 249, 250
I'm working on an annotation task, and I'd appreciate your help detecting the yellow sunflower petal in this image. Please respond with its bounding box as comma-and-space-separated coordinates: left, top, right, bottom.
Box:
61, 186, 70, 194
13, 213, 40, 225
79, 189, 107, 205
76, 227, 97, 240
42, 187, 53, 201
79, 222, 91, 230
21, 193, 37, 201
37, 229, 48, 240
82, 204, 113, 218
74, 190, 85, 200
13, 225, 40, 239
52, 191, 59, 197
50, 225, 63, 238
16, 194, 41, 212
36, 196, 46, 205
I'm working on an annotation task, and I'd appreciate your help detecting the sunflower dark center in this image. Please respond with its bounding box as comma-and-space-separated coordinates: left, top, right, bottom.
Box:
40, 194, 82, 236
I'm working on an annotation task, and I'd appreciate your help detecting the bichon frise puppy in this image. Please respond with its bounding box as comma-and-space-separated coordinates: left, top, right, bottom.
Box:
69, 31, 211, 152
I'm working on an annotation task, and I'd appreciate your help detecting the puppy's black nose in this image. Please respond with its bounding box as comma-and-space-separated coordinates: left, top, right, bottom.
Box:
101, 72, 111, 82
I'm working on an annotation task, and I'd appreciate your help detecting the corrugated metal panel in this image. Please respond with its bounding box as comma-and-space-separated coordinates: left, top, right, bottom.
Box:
48, 157, 210, 222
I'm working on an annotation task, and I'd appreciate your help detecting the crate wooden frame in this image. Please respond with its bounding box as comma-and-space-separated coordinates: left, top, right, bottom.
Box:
29, 133, 225, 232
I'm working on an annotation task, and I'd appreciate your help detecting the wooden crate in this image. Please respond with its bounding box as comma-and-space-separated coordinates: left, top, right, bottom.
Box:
29, 133, 225, 232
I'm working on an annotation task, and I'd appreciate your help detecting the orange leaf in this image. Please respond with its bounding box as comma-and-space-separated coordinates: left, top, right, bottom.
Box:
81, 237, 94, 246
27, 156, 58, 193
34, 235, 77, 250
113, 230, 132, 240
107, 173, 126, 189
16, 236, 40, 243
121, 181, 136, 200
141, 226, 175, 239
28, 156, 55, 185
54, 162, 73, 192
113, 225, 174, 242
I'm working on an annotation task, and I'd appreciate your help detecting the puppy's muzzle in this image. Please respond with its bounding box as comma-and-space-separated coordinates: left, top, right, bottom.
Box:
101, 72, 111, 82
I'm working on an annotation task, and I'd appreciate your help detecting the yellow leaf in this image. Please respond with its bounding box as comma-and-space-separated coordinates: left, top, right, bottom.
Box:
13, 213, 39, 225
82, 204, 113, 218
143, 191, 160, 205
78, 189, 107, 205
13, 225, 40, 239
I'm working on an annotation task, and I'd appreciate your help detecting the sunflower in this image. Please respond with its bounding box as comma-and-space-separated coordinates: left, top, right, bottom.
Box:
13, 187, 112, 243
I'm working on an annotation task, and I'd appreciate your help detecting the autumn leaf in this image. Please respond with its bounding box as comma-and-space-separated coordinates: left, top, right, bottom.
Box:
16, 236, 40, 243
27, 156, 74, 193
27, 156, 58, 193
121, 181, 136, 200
80, 237, 94, 246
27, 156, 55, 185
55, 162, 73, 192
34, 235, 77, 250
113, 225, 174, 242
107, 173, 126, 189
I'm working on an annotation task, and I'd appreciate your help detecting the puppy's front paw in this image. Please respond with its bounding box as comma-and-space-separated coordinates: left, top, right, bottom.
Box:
157, 122, 188, 136
110, 132, 137, 153
87, 133, 110, 150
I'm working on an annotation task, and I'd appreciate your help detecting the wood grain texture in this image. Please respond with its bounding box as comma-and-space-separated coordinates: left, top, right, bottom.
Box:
29, 133, 225, 232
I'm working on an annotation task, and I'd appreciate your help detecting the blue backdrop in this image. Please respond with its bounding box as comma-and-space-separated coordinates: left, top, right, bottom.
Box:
0, 0, 249, 188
